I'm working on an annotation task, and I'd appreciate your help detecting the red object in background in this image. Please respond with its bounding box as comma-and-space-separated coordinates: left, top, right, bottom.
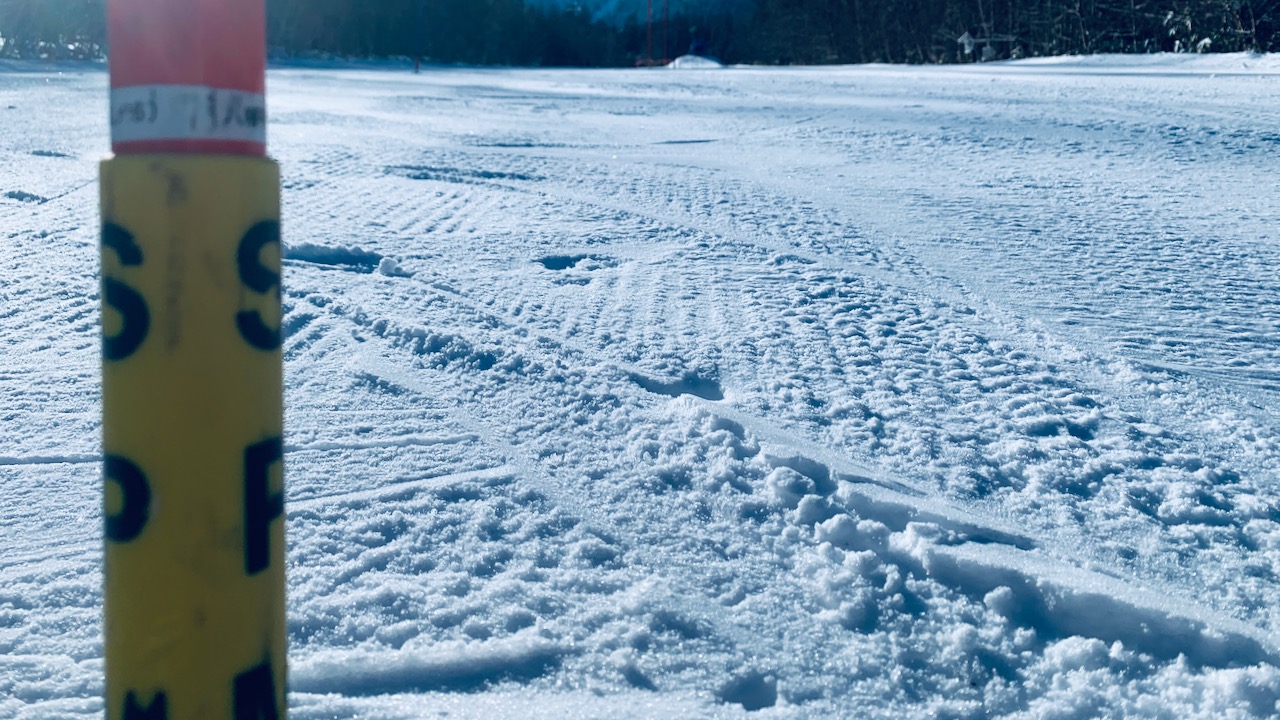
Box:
108, 0, 267, 155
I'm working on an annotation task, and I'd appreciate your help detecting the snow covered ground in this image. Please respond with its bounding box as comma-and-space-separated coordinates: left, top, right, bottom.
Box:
2, 54, 1280, 718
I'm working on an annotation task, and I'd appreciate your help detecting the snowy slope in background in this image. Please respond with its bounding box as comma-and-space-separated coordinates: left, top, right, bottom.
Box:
2, 55, 1279, 718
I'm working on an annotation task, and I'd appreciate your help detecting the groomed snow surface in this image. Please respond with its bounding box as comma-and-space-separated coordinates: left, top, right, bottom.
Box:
3, 54, 1280, 718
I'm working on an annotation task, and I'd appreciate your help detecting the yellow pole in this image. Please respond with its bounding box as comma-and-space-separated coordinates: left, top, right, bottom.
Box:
101, 2, 285, 717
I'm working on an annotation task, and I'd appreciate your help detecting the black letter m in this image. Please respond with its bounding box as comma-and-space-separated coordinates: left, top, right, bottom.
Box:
123, 690, 167, 719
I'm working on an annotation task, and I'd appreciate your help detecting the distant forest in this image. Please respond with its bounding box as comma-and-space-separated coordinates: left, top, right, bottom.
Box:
2, 0, 1279, 65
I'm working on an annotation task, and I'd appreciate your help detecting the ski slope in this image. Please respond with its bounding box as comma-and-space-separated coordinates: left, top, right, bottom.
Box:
2, 54, 1280, 718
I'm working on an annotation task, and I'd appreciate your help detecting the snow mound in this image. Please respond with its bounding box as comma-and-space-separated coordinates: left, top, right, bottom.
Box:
668, 55, 723, 69
285, 242, 383, 272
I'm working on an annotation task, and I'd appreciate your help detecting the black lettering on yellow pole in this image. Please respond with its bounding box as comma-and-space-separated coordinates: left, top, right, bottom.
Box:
102, 222, 150, 362
122, 689, 168, 719
233, 660, 280, 720
105, 455, 150, 543
244, 437, 284, 575
235, 220, 282, 351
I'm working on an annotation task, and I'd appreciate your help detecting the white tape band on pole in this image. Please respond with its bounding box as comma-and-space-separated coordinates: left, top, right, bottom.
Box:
110, 85, 266, 146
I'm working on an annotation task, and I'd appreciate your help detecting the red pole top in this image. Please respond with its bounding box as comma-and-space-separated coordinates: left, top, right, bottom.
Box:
108, 0, 268, 156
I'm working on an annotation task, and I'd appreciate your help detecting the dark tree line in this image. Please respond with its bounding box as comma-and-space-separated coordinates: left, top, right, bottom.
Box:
262, 0, 725, 67
0, 0, 104, 59
3, 0, 1280, 64
744, 0, 1280, 64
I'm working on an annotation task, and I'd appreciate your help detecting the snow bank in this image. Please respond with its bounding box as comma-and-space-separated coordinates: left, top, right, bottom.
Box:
668, 55, 724, 69
993, 51, 1280, 75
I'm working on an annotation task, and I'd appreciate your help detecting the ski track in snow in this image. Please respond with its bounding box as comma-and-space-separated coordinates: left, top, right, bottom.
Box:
2, 57, 1280, 718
